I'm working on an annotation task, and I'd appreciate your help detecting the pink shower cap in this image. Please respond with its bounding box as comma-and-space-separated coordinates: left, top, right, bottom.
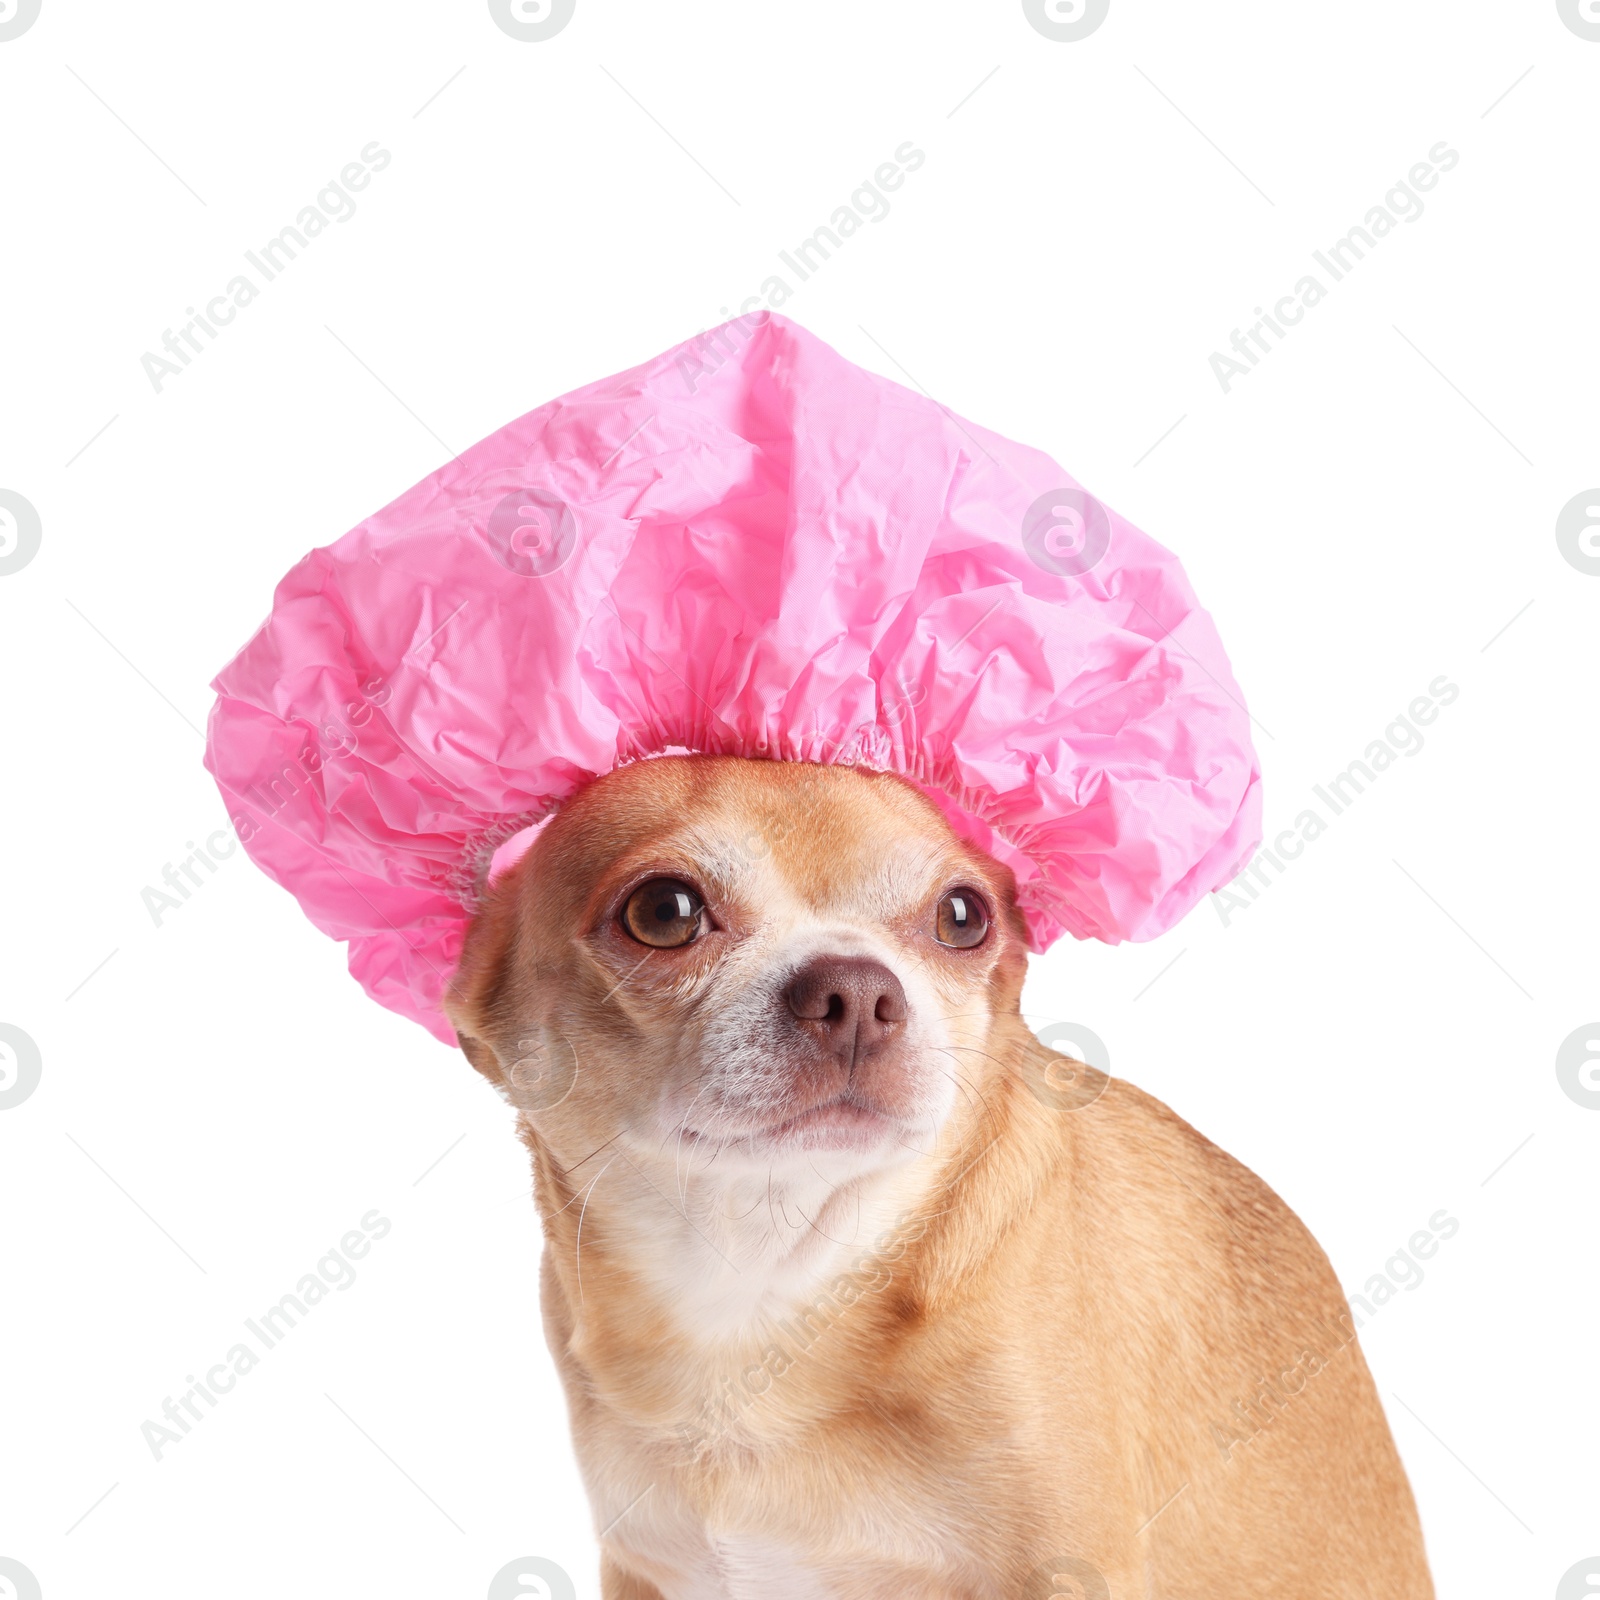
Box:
205, 313, 1259, 1045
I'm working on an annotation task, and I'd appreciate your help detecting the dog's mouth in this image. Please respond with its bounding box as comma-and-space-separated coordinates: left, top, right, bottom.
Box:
683, 1092, 904, 1153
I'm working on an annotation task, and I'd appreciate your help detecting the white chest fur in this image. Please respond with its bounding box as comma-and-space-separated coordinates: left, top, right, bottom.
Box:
579, 1160, 955, 1599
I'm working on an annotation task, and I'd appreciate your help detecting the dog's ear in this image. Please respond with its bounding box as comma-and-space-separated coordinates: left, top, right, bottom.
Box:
444, 872, 526, 1089
453, 1025, 504, 1085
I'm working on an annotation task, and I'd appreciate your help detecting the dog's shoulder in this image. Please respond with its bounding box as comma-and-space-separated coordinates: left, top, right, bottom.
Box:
917, 1046, 1341, 1337
1066, 1074, 1341, 1304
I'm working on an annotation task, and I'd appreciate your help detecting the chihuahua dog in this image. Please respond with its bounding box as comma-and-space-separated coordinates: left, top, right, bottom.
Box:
447, 755, 1434, 1599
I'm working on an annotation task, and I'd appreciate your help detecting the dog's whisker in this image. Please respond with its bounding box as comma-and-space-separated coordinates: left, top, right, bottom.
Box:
609, 1147, 746, 1274
930, 1056, 982, 1099
654, 1089, 707, 1198
765, 1167, 780, 1238
558, 1128, 626, 1179
573, 1155, 620, 1307
793, 1200, 848, 1247
669, 1079, 721, 1205
929, 1057, 999, 1126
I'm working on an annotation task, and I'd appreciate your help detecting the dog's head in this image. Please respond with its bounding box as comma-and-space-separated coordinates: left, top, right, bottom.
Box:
447, 756, 1027, 1193
444, 755, 1030, 1196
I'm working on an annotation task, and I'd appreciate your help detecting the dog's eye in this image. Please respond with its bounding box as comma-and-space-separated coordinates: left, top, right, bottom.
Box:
621, 878, 706, 948
935, 888, 989, 948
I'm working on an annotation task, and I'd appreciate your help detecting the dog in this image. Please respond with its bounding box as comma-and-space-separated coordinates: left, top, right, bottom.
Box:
447, 754, 1435, 1599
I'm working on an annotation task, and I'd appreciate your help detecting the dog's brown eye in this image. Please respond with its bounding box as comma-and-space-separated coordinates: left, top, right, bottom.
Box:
935, 888, 989, 948
621, 878, 705, 948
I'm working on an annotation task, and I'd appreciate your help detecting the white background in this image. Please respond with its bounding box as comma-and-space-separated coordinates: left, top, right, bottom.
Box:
2, 1, 1597, 1596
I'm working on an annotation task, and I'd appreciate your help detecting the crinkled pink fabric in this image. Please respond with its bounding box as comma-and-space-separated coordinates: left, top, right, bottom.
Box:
205, 313, 1260, 1045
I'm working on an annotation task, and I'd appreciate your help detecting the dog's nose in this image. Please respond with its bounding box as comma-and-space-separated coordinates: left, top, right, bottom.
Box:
782, 956, 908, 1067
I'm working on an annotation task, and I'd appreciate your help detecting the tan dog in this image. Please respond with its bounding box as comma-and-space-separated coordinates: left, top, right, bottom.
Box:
447, 755, 1434, 1599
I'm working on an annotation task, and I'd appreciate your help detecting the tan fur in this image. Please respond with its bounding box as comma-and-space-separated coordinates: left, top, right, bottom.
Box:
447, 756, 1434, 1600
